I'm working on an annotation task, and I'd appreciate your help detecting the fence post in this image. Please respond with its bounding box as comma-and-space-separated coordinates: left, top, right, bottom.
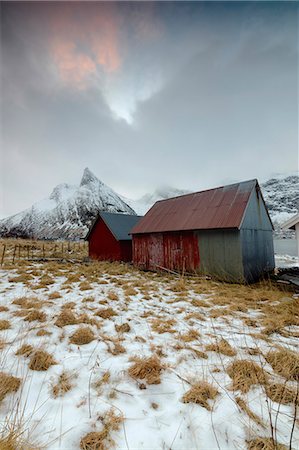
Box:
1, 245, 6, 266
12, 245, 16, 263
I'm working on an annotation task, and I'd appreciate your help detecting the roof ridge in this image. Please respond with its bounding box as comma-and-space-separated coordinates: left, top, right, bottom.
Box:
155, 179, 258, 204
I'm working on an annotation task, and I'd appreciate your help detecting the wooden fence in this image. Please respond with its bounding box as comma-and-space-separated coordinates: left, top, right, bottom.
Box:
0, 239, 89, 265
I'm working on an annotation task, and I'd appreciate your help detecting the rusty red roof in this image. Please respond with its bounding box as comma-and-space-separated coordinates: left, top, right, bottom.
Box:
131, 179, 263, 234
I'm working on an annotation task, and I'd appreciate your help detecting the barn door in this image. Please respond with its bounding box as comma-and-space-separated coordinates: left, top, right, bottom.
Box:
148, 234, 164, 270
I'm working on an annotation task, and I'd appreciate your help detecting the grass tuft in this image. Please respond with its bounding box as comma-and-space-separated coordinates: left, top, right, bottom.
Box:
247, 438, 287, 450
52, 371, 75, 398
0, 320, 10, 331
15, 344, 34, 357
55, 309, 77, 327
95, 308, 117, 319
29, 350, 56, 371
80, 409, 123, 450
24, 310, 46, 322
69, 327, 95, 345
227, 360, 267, 393
265, 348, 299, 381
265, 382, 299, 405
206, 338, 236, 357
0, 372, 21, 402
182, 381, 218, 410
129, 356, 164, 385
115, 323, 131, 333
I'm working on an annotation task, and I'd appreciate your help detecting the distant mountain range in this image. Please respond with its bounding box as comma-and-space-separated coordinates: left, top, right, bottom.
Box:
0, 170, 297, 240
0, 168, 135, 240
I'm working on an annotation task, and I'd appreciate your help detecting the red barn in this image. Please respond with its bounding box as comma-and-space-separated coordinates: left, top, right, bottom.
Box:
130, 180, 274, 283
87, 212, 142, 262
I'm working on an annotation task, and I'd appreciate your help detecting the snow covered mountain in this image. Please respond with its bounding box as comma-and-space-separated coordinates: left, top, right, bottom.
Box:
0, 171, 297, 241
261, 175, 298, 237
0, 168, 135, 240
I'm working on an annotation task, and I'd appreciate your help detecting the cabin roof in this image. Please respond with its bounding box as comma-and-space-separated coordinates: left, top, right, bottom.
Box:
87, 212, 142, 241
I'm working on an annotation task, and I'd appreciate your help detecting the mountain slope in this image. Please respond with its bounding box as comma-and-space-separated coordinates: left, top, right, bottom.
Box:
261, 175, 298, 237
0, 168, 136, 240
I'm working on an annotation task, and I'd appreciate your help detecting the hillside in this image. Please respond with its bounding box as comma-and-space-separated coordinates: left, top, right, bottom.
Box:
0, 168, 135, 240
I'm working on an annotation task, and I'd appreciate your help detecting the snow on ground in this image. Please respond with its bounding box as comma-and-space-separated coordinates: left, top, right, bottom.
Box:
0, 261, 298, 450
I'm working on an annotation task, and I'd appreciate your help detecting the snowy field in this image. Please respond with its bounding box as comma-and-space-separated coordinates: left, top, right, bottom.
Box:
0, 255, 298, 449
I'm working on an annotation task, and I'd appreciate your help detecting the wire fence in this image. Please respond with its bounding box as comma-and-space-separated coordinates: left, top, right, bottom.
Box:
0, 239, 89, 265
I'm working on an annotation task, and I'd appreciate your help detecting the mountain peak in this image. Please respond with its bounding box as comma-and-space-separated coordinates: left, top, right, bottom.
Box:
80, 167, 100, 187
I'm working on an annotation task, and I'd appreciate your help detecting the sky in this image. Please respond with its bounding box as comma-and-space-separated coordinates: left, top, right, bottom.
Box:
0, 1, 298, 218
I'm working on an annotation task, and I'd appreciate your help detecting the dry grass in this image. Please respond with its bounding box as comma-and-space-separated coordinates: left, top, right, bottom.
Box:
107, 342, 126, 355
55, 309, 77, 327
48, 291, 61, 299
123, 286, 138, 296
80, 409, 123, 450
12, 297, 42, 309
151, 318, 176, 334
129, 356, 164, 385
265, 382, 298, 405
69, 327, 95, 345
95, 308, 117, 319
79, 281, 92, 291
265, 348, 299, 381
52, 371, 75, 398
29, 350, 57, 371
0, 372, 21, 402
182, 381, 218, 410
206, 338, 236, 357
93, 371, 111, 392
227, 360, 268, 393
24, 310, 47, 322
107, 291, 119, 301
179, 329, 200, 342
115, 323, 131, 333
235, 397, 265, 427
0, 320, 10, 331
15, 344, 34, 357
0, 306, 9, 312
247, 438, 287, 450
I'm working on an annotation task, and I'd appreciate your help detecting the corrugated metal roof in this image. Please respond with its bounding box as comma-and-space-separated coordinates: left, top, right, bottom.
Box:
131, 179, 259, 234
88, 212, 143, 241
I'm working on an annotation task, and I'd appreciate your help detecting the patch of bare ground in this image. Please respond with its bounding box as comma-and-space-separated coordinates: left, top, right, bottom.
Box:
182, 381, 218, 410
69, 327, 95, 345
52, 371, 75, 398
129, 355, 164, 385
95, 308, 117, 319
265, 382, 299, 405
247, 438, 287, 450
151, 318, 176, 334
235, 397, 265, 427
265, 347, 299, 381
115, 323, 131, 333
227, 360, 268, 393
15, 344, 34, 357
80, 409, 123, 450
206, 338, 236, 357
24, 310, 47, 322
55, 309, 77, 327
0, 320, 10, 331
29, 350, 57, 371
0, 372, 21, 402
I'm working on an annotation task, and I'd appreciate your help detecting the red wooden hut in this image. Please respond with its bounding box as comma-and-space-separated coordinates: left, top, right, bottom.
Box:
86, 212, 142, 262
130, 180, 274, 282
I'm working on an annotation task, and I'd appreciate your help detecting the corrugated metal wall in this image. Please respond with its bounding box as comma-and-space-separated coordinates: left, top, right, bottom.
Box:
240, 187, 275, 281
196, 230, 244, 282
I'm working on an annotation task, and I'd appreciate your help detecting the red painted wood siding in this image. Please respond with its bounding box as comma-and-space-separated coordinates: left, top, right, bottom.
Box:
133, 231, 200, 272
89, 218, 122, 261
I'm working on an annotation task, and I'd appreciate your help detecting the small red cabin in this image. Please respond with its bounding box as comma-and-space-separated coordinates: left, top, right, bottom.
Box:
86, 212, 142, 262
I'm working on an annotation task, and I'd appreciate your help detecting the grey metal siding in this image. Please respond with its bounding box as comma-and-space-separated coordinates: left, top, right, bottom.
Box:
196, 230, 244, 282
240, 229, 275, 282
240, 187, 275, 282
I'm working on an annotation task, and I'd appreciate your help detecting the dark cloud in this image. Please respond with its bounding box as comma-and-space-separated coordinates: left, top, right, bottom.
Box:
0, 1, 297, 217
